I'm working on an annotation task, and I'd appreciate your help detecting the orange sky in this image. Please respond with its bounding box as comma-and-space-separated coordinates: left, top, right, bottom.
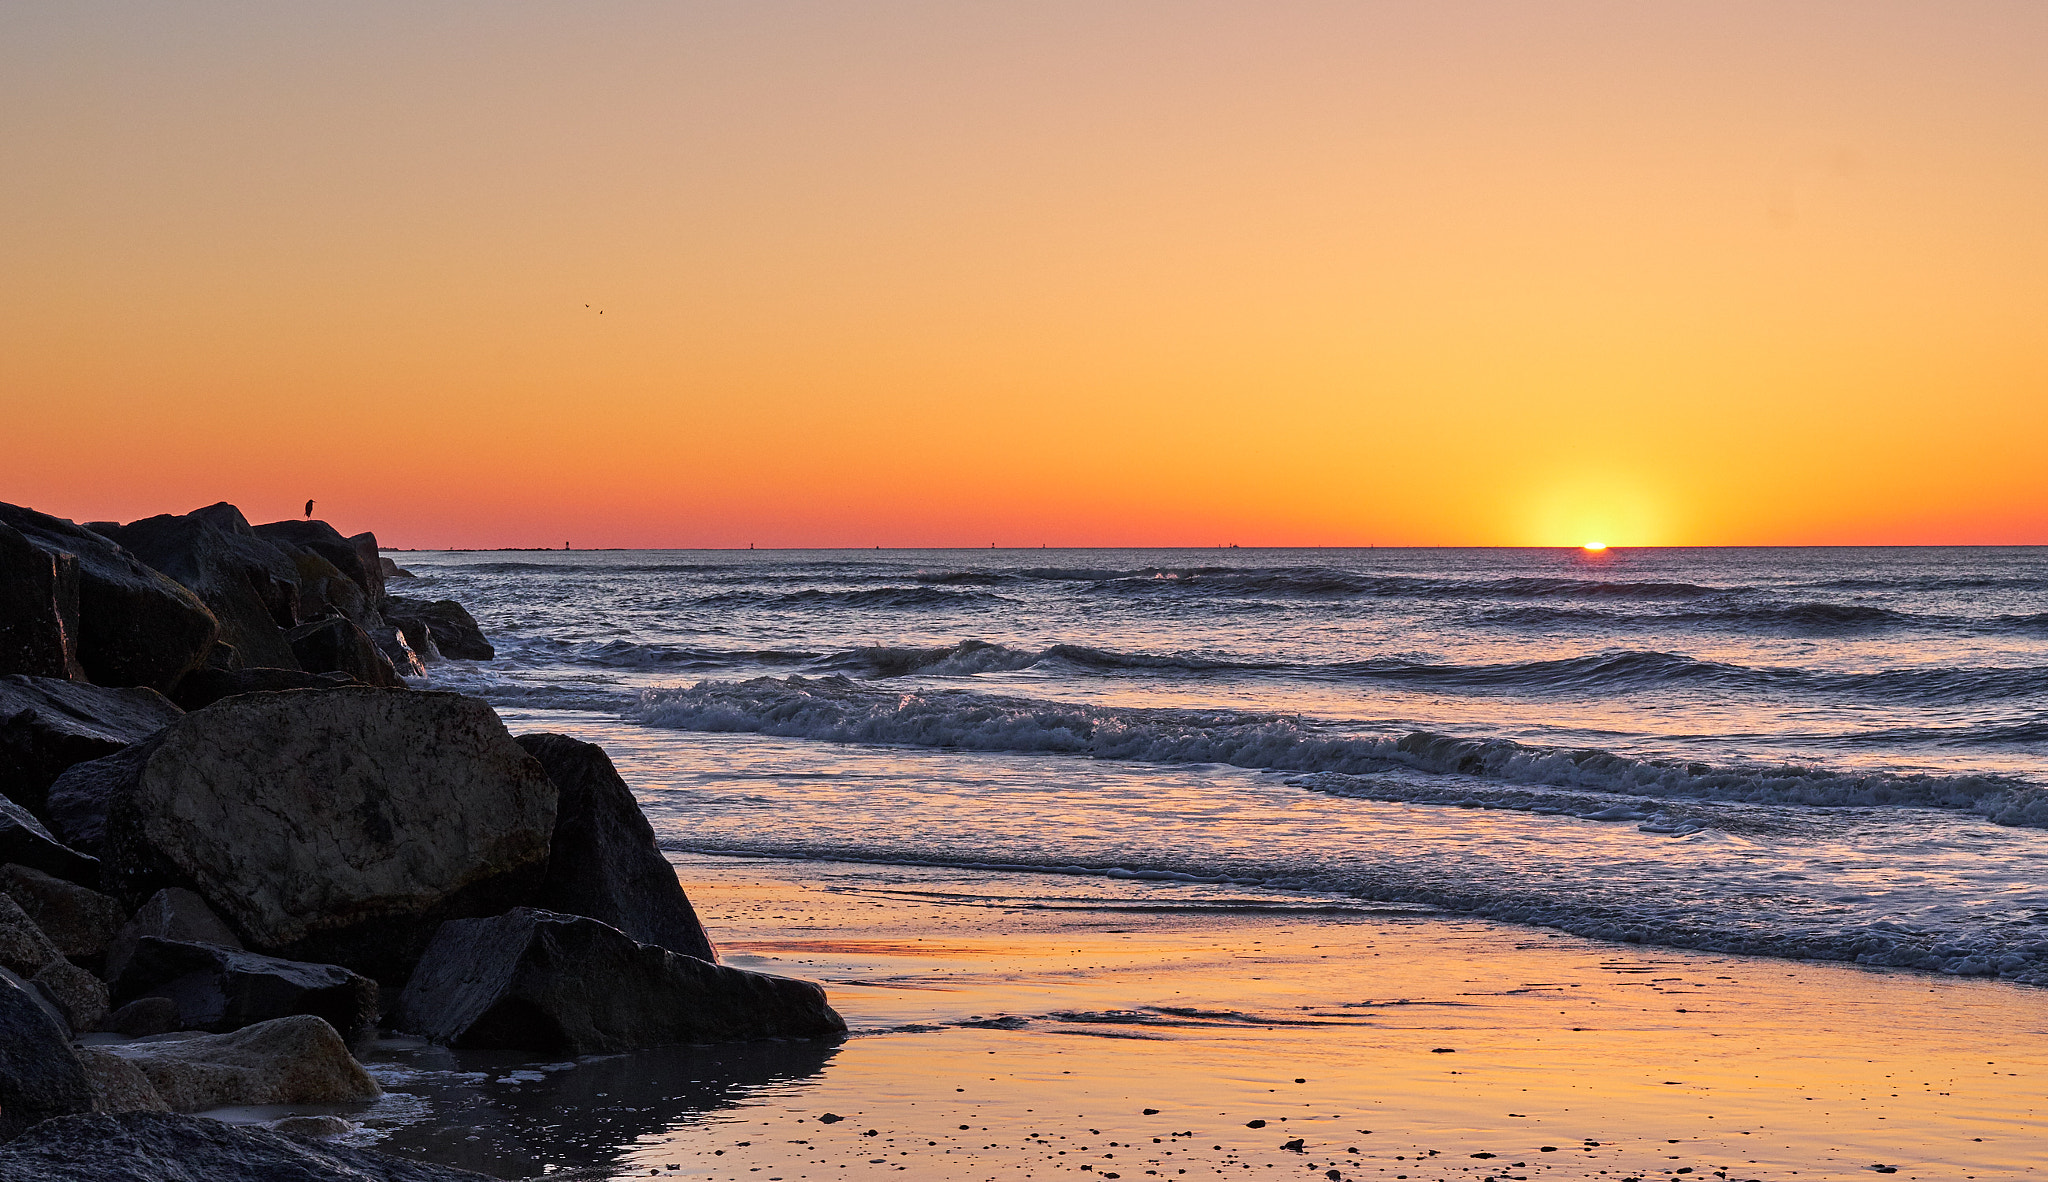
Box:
3, 2, 2044, 548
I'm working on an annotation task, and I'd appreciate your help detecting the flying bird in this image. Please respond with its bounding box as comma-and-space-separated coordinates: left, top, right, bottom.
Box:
304, 499, 315, 518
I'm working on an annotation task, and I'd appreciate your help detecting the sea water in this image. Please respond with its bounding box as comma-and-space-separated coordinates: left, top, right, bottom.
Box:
405, 546, 2048, 984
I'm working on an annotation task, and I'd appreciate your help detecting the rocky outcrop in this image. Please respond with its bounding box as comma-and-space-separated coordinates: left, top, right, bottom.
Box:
0, 891, 63, 976
103, 888, 243, 983
0, 675, 181, 819
32, 958, 109, 1033
112, 938, 377, 1038
0, 970, 94, 1141
0, 863, 125, 966
251, 520, 384, 607
369, 623, 428, 678
168, 666, 359, 711
379, 556, 416, 580
384, 597, 494, 660
285, 617, 402, 687
100, 506, 303, 672
516, 732, 716, 961
0, 504, 218, 693
87, 689, 557, 982
0, 521, 84, 681
96, 1016, 381, 1112
102, 996, 180, 1036
0, 796, 98, 886
74, 1047, 170, 1113
397, 908, 844, 1053
0, 1113, 490, 1180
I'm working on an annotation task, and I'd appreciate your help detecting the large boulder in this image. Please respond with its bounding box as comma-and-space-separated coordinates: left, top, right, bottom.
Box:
0, 969, 94, 1141
0, 504, 218, 693
88, 689, 557, 982
0, 794, 99, 886
0, 675, 182, 819
0, 863, 125, 966
251, 520, 384, 607
0, 521, 84, 681
379, 556, 416, 580
74, 1048, 170, 1113
96, 1016, 381, 1112
384, 596, 494, 660
286, 617, 402, 688
32, 958, 108, 1033
103, 888, 243, 983
112, 938, 378, 1038
0, 1113, 489, 1180
0, 891, 63, 976
396, 908, 845, 1053
168, 666, 359, 712
515, 732, 717, 961
100, 505, 303, 672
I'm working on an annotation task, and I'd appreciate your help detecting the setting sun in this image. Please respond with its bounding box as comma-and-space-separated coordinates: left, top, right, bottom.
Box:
1583, 542, 1608, 551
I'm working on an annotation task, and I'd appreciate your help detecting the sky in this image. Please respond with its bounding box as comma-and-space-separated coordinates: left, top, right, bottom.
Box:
3, 2, 2044, 548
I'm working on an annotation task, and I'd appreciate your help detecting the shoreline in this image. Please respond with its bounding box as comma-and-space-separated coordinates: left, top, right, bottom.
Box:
338, 852, 2045, 1180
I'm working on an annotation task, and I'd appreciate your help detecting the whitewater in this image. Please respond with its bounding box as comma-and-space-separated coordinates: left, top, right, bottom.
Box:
399, 546, 2048, 984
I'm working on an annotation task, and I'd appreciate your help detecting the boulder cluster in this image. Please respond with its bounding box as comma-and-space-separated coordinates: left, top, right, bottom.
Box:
0, 501, 843, 1178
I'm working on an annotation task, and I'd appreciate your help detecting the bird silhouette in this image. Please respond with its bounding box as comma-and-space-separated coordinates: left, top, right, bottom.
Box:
304, 499, 315, 518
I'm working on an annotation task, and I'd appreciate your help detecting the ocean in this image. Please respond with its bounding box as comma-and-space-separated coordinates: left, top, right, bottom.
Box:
404, 546, 2048, 989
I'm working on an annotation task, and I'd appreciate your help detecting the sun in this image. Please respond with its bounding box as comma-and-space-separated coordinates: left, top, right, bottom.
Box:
1582, 541, 1608, 551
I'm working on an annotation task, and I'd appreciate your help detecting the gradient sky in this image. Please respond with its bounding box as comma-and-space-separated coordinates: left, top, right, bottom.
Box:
4, 2, 2044, 548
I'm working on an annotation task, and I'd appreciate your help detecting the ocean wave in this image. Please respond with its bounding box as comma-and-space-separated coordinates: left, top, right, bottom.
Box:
1479, 601, 1910, 631
811, 640, 1273, 678
629, 676, 2048, 826
505, 637, 820, 670
699, 587, 1009, 610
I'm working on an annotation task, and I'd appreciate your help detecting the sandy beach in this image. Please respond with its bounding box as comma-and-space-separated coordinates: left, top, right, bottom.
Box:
345, 853, 2045, 1181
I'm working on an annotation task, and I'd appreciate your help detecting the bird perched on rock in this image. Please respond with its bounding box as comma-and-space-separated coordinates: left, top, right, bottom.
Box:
304, 499, 315, 518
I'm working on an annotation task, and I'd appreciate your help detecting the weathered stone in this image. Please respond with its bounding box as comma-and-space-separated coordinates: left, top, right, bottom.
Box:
113, 938, 377, 1037
368, 623, 428, 679
286, 616, 402, 688
74, 1047, 170, 1113
102, 995, 181, 1036
0, 503, 219, 693
388, 613, 443, 662
251, 519, 384, 607
103, 887, 245, 983
0, 969, 94, 1141
93, 689, 556, 982
516, 732, 717, 961
0, 793, 99, 885
32, 958, 109, 1033
97, 1015, 381, 1112
0, 863, 125, 965
397, 908, 845, 1054
378, 556, 416, 580
0, 890, 62, 976
0, 1112, 490, 1180
0, 675, 182, 820
100, 505, 303, 672
168, 666, 359, 711
263, 1114, 355, 1138
0, 521, 84, 681
384, 596, 494, 660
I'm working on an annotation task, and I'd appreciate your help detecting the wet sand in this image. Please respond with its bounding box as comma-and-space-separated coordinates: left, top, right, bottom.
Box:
336, 854, 2047, 1181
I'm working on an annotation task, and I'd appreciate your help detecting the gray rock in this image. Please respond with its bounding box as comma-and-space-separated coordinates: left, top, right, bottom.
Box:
74, 1047, 170, 1113
100, 505, 304, 672
263, 1114, 355, 1138
97, 1015, 381, 1112
368, 622, 427, 679
0, 1112, 490, 1180
168, 666, 360, 711
387, 613, 443, 662
0, 862, 126, 965
383, 596, 493, 660
103, 888, 245, 983
251, 520, 385, 609
378, 556, 416, 580
0, 503, 219, 693
285, 617, 402, 688
32, 958, 109, 1033
0, 794, 98, 886
102, 995, 181, 1036
397, 907, 845, 1054
0, 969, 94, 1140
113, 938, 377, 1038
0, 675, 182, 822
516, 732, 717, 961
0, 521, 84, 681
93, 689, 556, 982
0, 890, 62, 976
